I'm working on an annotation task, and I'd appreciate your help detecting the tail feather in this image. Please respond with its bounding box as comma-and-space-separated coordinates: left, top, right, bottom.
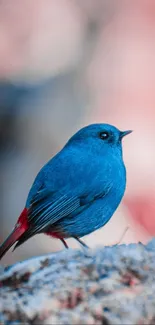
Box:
13, 230, 34, 251
0, 226, 25, 260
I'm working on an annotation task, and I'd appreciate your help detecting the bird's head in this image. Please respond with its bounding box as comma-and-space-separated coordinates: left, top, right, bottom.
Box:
67, 123, 132, 157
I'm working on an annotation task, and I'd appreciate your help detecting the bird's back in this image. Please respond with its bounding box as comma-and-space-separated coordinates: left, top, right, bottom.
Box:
27, 143, 125, 205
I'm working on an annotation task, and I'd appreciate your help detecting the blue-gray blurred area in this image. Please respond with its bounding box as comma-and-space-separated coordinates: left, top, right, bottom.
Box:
0, 72, 90, 264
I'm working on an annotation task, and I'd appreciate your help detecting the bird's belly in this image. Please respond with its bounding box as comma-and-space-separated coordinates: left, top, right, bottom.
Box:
52, 197, 119, 238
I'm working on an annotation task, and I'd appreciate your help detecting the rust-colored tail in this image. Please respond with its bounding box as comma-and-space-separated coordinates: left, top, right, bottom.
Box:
0, 225, 25, 260
0, 208, 29, 260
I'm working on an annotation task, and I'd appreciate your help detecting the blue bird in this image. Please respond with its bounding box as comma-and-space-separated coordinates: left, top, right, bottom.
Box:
0, 124, 132, 259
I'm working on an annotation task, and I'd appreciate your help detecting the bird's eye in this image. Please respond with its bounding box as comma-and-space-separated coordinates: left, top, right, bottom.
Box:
99, 131, 109, 140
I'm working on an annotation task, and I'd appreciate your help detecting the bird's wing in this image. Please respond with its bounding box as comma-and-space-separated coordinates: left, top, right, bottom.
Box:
13, 173, 112, 250
28, 190, 81, 231
22, 180, 111, 237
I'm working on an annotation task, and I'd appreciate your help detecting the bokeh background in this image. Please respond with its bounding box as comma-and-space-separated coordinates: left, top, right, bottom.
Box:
1, 0, 155, 265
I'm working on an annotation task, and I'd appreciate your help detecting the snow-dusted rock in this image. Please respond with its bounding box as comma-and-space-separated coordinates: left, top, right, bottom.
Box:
1, 239, 155, 324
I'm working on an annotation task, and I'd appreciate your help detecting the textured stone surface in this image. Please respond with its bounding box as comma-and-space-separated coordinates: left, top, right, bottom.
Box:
0, 239, 155, 324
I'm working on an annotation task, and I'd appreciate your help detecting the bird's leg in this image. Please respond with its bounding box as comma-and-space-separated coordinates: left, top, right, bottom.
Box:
60, 238, 69, 249
73, 237, 89, 249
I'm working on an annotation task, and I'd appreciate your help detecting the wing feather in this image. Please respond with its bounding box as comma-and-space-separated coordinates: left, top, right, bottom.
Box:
26, 190, 81, 234
15, 177, 112, 248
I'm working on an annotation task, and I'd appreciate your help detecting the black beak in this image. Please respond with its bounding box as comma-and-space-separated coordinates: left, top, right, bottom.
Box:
120, 130, 133, 139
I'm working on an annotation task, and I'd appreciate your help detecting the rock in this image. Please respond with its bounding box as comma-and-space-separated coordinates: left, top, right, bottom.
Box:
0, 240, 155, 324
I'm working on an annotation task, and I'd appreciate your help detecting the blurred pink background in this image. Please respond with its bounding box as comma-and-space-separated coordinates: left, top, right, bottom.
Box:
1, 0, 155, 265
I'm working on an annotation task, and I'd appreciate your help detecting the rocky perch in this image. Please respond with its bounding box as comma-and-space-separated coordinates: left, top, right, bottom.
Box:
0, 240, 155, 324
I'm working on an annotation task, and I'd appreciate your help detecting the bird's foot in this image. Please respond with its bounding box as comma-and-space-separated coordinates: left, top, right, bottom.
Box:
60, 236, 91, 257
73, 236, 92, 257
73, 236, 89, 249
